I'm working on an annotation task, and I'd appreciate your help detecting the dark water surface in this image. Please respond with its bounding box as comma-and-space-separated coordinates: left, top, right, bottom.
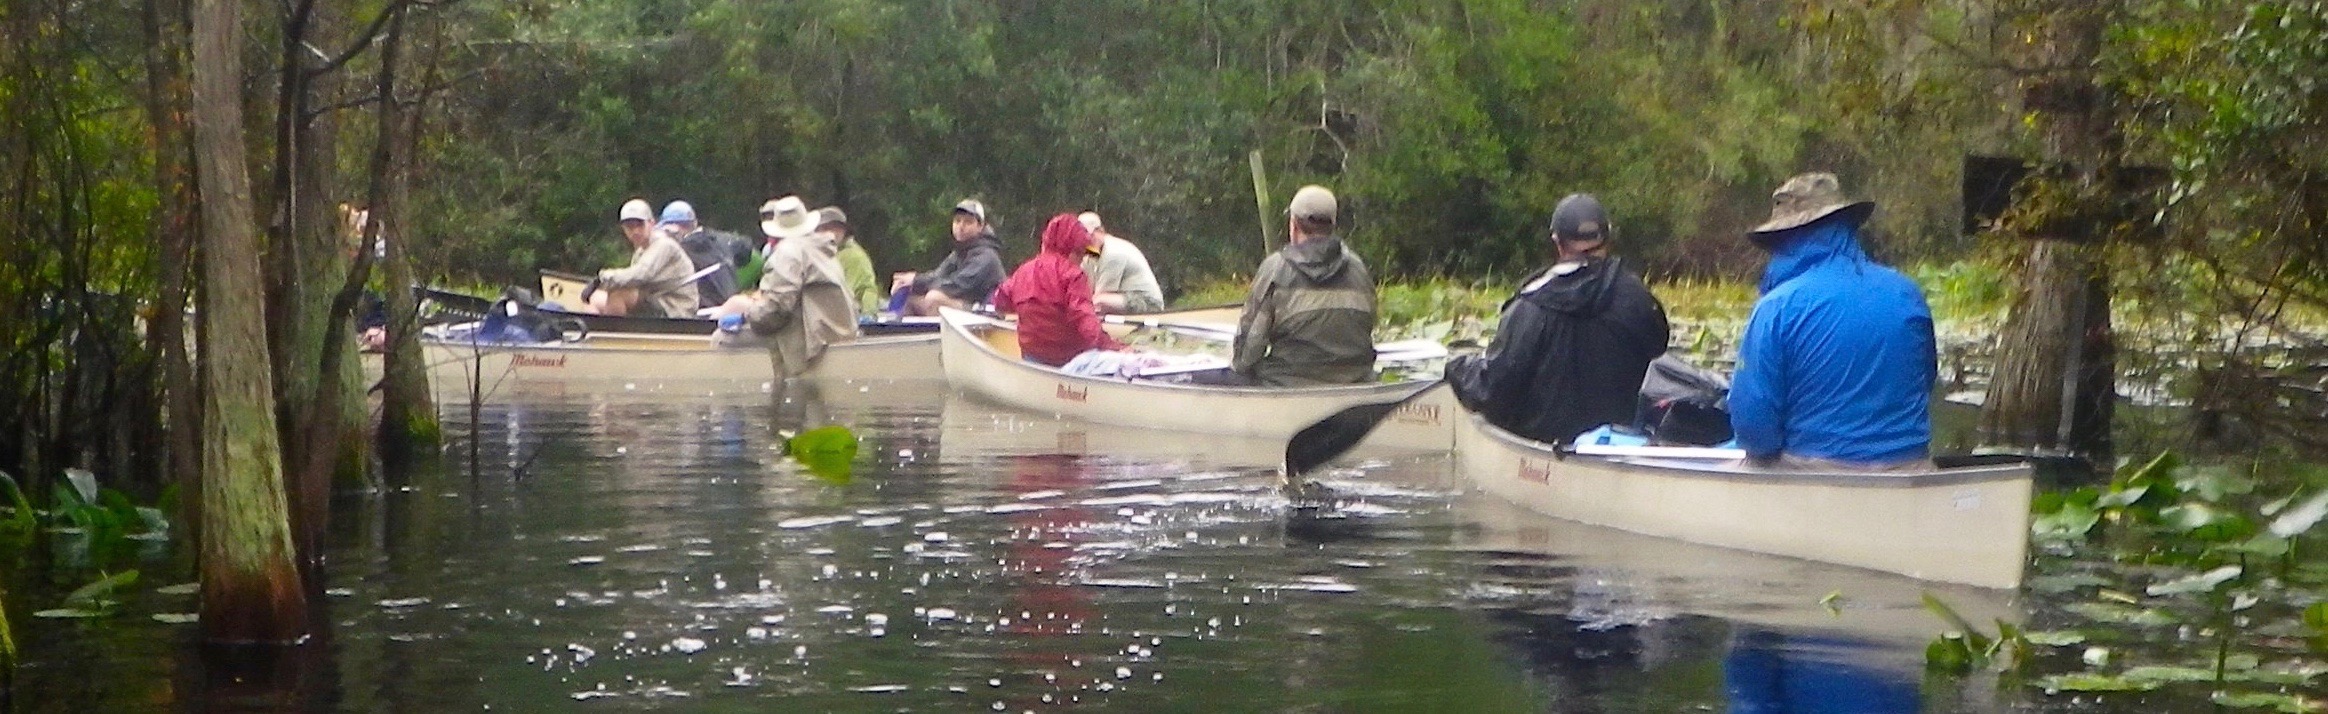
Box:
17, 378, 2044, 712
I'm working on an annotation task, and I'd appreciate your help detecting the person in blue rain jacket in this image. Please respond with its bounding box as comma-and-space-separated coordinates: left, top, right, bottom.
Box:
1729, 172, 1936, 469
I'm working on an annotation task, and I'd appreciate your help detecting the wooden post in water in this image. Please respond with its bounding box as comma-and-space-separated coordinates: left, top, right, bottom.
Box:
1249, 150, 1276, 256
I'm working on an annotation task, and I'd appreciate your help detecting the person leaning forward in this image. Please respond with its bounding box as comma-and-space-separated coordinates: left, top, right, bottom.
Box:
1446, 194, 1670, 445
1730, 172, 1937, 470
589, 198, 699, 318
1217, 185, 1377, 387
1075, 212, 1166, 315
721, 195, 858, 376
891, 199, 1007, 316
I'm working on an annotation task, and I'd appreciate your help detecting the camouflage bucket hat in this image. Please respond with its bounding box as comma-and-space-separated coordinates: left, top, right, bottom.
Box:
1748, 172, 1874, 236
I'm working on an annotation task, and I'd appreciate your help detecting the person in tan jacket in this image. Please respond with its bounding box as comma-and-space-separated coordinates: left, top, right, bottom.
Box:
588, 198, 700, 318
715, 198, 858, 377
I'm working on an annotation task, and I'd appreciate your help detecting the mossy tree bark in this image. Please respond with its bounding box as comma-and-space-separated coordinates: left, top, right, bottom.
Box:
1977, 1, 2121, 467
192, 0, 308, 644
377, 12, 439, 469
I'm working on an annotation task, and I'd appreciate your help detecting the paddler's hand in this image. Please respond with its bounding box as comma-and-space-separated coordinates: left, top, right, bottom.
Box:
889, 272, 916, 292
579, 278, 601, 305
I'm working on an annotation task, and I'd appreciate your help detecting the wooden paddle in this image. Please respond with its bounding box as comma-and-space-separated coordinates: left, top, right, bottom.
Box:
1283, 380, 1445, 478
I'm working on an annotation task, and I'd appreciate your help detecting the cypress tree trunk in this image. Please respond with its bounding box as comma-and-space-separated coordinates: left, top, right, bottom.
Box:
191, 0, 308, 644
376, 156, 438, 465
1981, 240, 2114, 457
142, 0, 201, 508
1977, 2, 2119, 466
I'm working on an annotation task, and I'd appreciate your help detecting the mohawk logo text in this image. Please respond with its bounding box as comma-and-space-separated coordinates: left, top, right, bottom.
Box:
1054, 383, 1088, 403
512, 354, 567, 368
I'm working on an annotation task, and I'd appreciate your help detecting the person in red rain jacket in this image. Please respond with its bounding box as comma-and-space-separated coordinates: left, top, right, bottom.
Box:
991, 214, 1125, 366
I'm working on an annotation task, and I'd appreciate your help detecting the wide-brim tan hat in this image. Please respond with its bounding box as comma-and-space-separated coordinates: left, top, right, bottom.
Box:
1749, 172, 1874, 236
760, 195, 814, 240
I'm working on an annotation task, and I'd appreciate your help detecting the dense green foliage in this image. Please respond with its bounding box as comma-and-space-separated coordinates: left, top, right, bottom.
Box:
412, 0, 1957, 292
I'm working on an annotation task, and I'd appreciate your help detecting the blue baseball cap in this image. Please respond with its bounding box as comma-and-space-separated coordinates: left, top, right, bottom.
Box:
659, 200, 697, 225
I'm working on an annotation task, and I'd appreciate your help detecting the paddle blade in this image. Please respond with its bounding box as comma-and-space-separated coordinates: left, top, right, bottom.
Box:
1283, 382, 1441, 477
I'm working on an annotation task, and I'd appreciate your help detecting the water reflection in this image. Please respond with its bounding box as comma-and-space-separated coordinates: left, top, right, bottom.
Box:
17, 377, 2031, 712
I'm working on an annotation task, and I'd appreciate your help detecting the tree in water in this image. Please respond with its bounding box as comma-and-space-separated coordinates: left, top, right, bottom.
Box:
1979, 1, 2128, 465
190, 0, 307, 643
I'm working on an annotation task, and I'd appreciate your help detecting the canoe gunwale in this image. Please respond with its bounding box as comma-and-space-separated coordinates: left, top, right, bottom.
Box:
940, 308, 1430, 400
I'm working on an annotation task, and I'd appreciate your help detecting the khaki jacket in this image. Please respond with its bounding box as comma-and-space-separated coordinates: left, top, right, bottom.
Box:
746, 232, 859, 376
597, 236, 699, 318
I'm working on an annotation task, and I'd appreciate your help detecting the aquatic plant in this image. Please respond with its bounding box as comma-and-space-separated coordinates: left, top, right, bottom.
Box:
1940, 451, 2328, 710
31, 571, 138, 620
784, 426, 860, 486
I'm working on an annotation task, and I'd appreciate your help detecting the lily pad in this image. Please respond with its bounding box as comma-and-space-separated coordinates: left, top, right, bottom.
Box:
2159, 503, 2256, 542
151, 613, 199, 624
2210, 690, 2319, 712
2064, 602, 2181, 627
2033, 503, 2100, 540
2121, 665, 2219, 684
2269, 490, 2328, 539
32, 608, 106, 619
2022, 630, 2088, 646
155, 582, 199, 596
2146, 565, 2242, 596
2034, 672, 2160, 693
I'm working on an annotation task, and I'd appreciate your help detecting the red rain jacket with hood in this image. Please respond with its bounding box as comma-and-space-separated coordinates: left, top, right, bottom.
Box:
992, 215, 1125, 366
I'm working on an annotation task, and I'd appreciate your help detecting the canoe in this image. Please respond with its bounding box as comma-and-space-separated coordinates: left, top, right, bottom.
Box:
390, 331, 940, 391
937, 307, 1455, 452
372, 303, 1247, 393
1453, 411, 2032, 589
425, 282, 936, 337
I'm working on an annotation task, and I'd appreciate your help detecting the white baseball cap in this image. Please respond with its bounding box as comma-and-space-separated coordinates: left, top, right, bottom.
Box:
619, 199, 653, 223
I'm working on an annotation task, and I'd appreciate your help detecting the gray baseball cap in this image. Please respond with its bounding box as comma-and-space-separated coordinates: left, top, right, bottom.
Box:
1289, 185, 1336, 223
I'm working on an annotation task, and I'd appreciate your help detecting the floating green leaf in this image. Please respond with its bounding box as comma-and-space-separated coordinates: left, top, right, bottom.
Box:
2146, 564, 2242, 596
31, 608, 105, 619
2209, 690, 2318, 712
2268, 489, 2328, 539
63, 569, 137, 610
2224, 534, 2291, 558
2161, 503, 2256, 542
2064, 602, 2182, 626
2033, 501, 2101, 540
2120, 664, 2219, 684
151, 613, 198, 624
2034, 672, 2160, 693
786, 425, 860, 485
2023, 630, 2088, 646
2176, 465, 2256, 503
2096, 483, 2151, 508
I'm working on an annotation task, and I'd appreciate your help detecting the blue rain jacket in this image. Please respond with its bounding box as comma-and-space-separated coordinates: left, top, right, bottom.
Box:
1729, 221, 1935, 463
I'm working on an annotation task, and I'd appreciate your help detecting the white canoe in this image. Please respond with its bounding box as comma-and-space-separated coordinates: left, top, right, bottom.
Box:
1454, 412, 2032, 589
938, 307, 1455, 452
374, 331, 940, 390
